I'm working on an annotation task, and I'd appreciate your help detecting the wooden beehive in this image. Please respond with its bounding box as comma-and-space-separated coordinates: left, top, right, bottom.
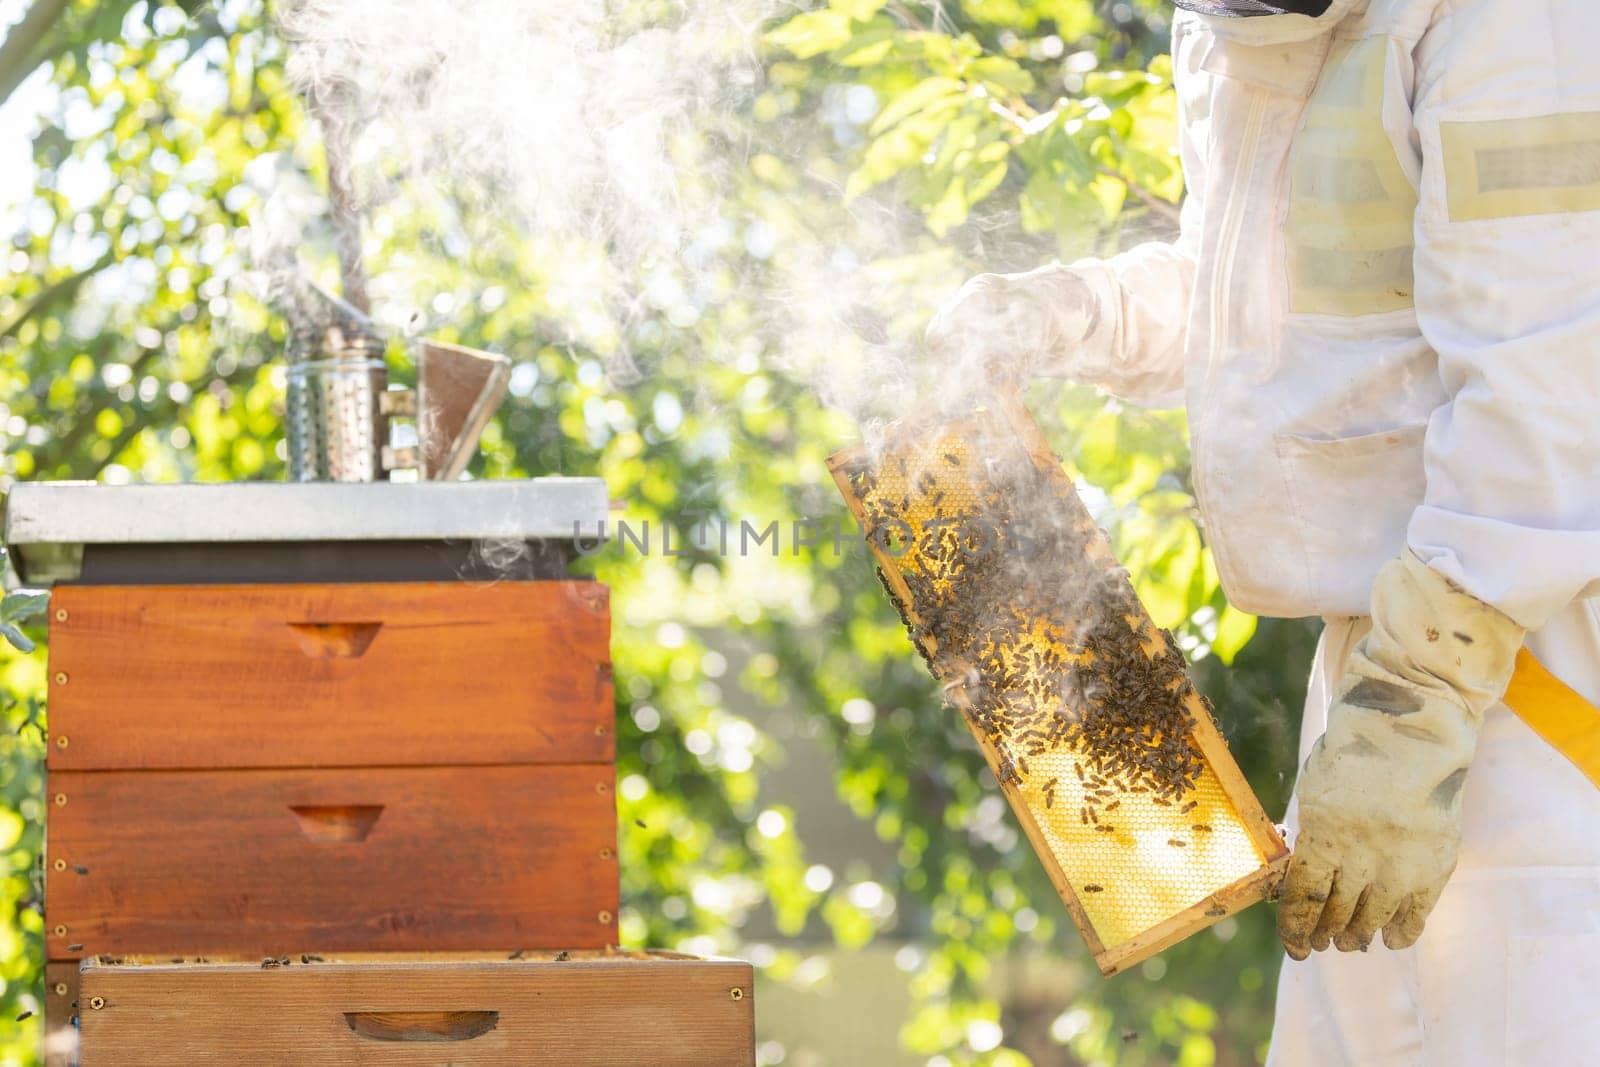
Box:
828, 391, 1287, 976
74, 951, 755, 1066
42, 580, 619, 1059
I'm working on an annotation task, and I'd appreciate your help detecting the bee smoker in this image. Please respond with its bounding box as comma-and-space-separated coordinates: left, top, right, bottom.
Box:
284, 285, 390, 482
282, 282, 511, 482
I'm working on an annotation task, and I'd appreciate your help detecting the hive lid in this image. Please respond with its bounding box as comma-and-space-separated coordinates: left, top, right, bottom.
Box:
3, 479, 607, 585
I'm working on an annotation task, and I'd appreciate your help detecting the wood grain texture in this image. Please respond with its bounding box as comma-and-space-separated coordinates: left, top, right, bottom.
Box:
46, 581, 613, 771
77, 952, 754, 1066
43, 960, 78, 1067
46, 766, 618, 958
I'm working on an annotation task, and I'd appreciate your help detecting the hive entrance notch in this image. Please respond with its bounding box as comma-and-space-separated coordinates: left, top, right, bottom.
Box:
828, 390, 1288, 976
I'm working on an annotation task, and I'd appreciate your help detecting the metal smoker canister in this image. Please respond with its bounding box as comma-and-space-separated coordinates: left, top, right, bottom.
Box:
284, 286, 389, 483
286, 349, 387, 482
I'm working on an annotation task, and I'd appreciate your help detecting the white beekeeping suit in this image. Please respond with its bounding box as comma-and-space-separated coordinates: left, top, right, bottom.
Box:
926, 0, 1600, 1062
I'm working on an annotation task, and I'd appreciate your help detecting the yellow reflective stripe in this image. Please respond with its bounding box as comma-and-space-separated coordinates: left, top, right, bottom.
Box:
1441, 111, 1600, 222
1287, 36, 1418, 316
1503, 647, 1600, 792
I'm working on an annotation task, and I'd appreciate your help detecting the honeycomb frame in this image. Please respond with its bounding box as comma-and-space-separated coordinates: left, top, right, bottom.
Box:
828, 390, 1288, 976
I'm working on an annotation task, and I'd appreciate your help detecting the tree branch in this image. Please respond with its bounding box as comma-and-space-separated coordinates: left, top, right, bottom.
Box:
0, 0, 71, 108
0, 249, 117, 342
885, 2, 929, 32
1098, 166, 1182, 227
29, 341, 162, 475
51, 350, 265, 482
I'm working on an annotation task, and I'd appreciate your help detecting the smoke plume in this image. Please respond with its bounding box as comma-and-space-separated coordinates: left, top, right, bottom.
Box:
245, 0, 1022, 419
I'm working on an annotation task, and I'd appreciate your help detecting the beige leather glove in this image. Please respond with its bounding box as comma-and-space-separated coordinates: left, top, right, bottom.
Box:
923, 264, 1103, 382
1278, 552, 1525, 958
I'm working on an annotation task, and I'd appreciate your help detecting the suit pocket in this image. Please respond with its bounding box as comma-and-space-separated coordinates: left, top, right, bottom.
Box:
1273, 423, 1426, 615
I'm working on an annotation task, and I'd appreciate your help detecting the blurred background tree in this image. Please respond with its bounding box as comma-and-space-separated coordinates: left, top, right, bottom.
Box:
0, 1, 1316, 1063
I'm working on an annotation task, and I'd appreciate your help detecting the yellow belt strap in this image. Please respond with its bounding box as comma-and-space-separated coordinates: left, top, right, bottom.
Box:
1502, 648, 1600, 791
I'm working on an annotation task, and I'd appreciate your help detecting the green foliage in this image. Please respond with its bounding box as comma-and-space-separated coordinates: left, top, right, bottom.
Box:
0, 594, 48, 654
0, 2, 1311, 1064
766, 0, 1179, 242
0, 591, 45, 1061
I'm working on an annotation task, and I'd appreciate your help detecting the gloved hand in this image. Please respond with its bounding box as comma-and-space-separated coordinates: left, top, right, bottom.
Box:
1278, 551, 1525, 958
924, 263, 1104, 382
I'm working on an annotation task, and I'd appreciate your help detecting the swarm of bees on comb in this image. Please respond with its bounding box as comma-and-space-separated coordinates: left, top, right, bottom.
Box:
829, 392, 1289, 972
839, 426, 1208, 822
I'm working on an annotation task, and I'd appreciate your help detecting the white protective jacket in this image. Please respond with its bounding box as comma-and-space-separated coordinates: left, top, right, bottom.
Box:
1072, 0, 1600, 629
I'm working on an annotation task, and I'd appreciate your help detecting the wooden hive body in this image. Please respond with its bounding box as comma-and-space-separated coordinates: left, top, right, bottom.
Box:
829, 392, 1288, 975
42, 578, 625, 1063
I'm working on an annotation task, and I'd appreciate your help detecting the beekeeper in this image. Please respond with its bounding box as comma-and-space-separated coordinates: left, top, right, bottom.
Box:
926, 0, 1600, 1062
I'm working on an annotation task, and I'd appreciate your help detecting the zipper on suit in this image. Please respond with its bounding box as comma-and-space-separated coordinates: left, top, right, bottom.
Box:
1193, 88, 1269, 593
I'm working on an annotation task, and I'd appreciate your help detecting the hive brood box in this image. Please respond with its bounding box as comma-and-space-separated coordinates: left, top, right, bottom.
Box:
43, 581, 618, 962
828, 391, 1288, 976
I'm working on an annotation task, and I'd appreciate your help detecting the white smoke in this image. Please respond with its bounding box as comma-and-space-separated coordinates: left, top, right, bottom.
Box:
278, 0, 764, 246
241, 0, 1091, 423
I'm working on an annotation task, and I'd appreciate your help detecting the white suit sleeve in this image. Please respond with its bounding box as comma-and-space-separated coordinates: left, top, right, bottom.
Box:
1405, 11, 1600, 629
1059, 70, 1206, 409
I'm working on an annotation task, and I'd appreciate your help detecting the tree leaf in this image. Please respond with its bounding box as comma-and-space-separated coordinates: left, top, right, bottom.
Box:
969, 56, 1035, 96
870, 76, 963, 136
964, 148, 1011, 203
830, 0, 888, 18
0, 623, 35, 654
847, 97, 964, 198
1212, 605, 1259, 665
764, 10, 854, 59
835, 18, 899, 68
0, 592, 49, 624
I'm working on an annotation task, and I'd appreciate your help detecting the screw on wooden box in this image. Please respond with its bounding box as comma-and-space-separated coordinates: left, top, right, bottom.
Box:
828, 389, 1288, 977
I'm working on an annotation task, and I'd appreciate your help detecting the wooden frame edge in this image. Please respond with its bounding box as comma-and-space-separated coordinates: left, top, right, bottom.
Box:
1093, 852, 1289, 976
